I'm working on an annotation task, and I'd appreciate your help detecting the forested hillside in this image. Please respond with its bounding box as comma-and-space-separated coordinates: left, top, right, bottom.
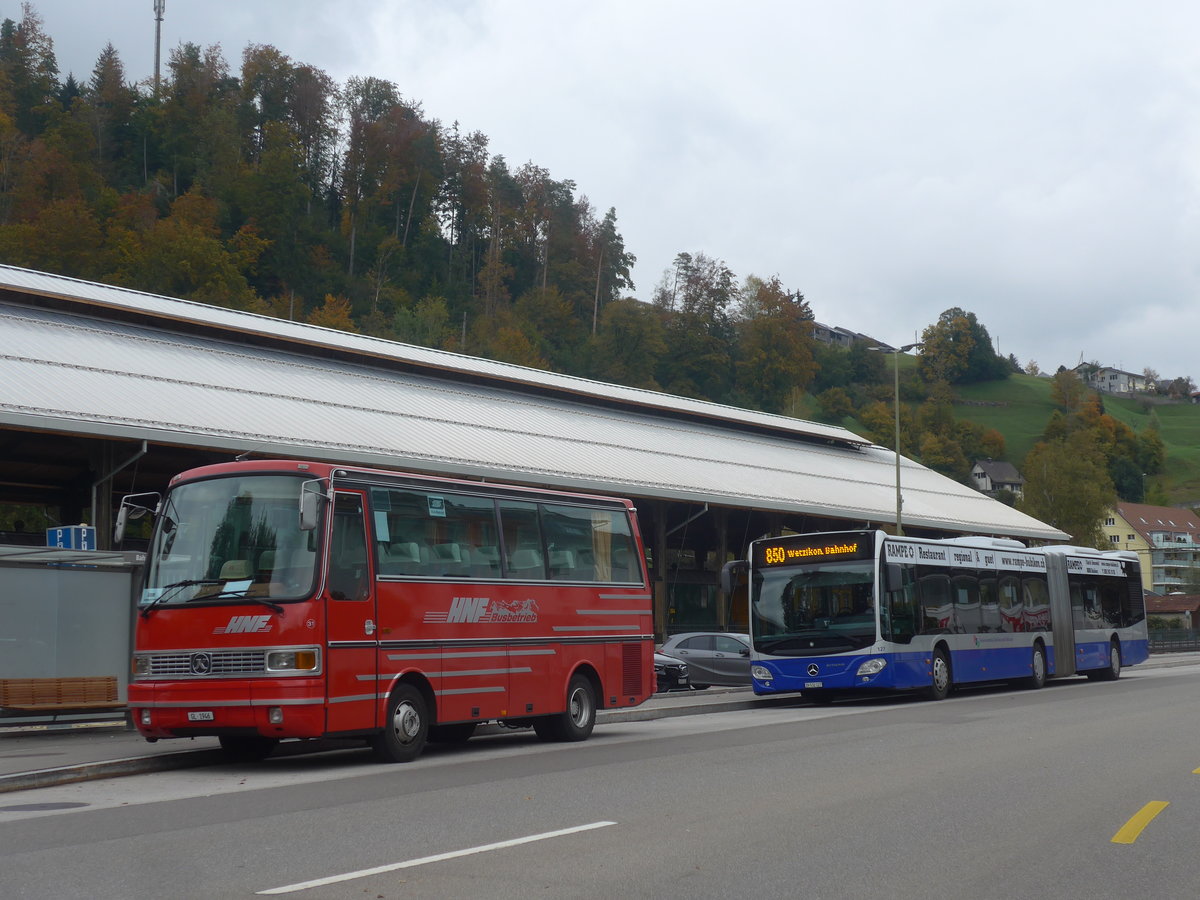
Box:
3, 5, 1195, 544
0, 5, 832, 413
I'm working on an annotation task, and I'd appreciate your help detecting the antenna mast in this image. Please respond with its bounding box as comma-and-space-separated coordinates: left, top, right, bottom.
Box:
153, 1, 165, 95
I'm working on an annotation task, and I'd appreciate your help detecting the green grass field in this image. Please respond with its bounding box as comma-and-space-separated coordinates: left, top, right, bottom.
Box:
822, 367, 1200, 505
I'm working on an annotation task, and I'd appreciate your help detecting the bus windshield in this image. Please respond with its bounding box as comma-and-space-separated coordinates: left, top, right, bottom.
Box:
141, 474, 317, 608
751, 560, 878, 656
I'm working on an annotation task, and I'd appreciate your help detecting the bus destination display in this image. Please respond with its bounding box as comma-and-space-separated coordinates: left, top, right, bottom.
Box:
754, 532, 873, 568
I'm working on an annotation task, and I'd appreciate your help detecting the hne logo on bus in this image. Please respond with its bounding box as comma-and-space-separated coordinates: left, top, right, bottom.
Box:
425, 597, 540, 624
212, 614, 273, 635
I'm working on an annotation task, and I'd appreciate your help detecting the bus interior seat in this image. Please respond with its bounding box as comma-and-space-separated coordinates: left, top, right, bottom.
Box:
219, 559, 251, 580
548, 549, 577, 578
508, 548, 543, 575
379, 541, 422, 575
472, 545, 501, 577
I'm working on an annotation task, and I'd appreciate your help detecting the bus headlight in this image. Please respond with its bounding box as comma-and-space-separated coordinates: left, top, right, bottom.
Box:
856, 658, 887, 677
266, 649, 320, 673
132, 655, 151, 676
751, 665, 773, 681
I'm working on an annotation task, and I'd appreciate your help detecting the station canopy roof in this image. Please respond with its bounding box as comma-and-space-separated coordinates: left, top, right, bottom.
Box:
0, 265, 1067, 541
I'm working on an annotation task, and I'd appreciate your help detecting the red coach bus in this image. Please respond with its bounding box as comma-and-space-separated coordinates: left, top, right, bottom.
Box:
121, 460, 655, 763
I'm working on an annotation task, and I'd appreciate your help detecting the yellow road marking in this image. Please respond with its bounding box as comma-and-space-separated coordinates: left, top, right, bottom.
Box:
1112, 801, 1169, 844
1193, 767, 1200, 775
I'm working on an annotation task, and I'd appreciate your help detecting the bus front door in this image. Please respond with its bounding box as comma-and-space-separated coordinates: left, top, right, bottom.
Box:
324, 491, 380, 734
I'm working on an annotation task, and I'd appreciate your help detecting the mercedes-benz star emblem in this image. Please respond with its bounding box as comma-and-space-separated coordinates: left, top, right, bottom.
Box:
807, 664, 820, 677
189, 652, 213, 675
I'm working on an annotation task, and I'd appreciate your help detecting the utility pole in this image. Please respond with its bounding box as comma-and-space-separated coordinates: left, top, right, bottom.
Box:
153, 1, 165, 95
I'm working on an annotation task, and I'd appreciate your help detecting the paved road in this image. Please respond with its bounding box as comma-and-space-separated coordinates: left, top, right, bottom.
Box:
2, 652, 1197, 793
3, 659, 1199, 899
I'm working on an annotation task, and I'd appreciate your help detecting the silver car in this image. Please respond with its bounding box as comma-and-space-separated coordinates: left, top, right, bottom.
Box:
659, 632, 751, 689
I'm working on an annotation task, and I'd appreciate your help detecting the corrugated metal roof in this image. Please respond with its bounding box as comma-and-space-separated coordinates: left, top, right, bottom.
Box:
0, 264, 866, 448
0, 268, 1067, 541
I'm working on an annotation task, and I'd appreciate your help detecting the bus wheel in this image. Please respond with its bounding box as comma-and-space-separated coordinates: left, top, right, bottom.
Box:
1088, 641, 1122, 682
372, 684, 429, 763
928, 647, 952, 701
428, 723, 477, 744
534, 673, 596, 742
1026, 644, 1047, 690
218, 735, 278, 761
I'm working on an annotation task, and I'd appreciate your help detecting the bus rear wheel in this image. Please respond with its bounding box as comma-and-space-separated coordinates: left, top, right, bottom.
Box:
372, 683, 429, 763
1086, 640, 1122, 682
928, 647, 952, 701
1025, 644, 1047, 690
533, 673, 596, 742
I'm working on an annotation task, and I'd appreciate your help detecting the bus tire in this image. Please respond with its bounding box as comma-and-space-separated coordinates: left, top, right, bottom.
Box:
218, 735, 278, 761
928, 647, 952, 701
1088, 640, 1122, 682
1026, 643, 1047, 690
372, 683, 429, 763
428, 722, 477, 744
533, 673, 596, 742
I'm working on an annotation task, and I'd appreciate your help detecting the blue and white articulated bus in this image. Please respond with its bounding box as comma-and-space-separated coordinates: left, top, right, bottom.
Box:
723, 530, 1149, 702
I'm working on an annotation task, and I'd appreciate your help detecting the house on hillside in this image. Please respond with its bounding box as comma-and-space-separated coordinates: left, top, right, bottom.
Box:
1144, 592, 1200, 629
1101, 502, 1200, 594
811, 322, 883, 350
970, 459, 1024, 500
1074, 364, 1148, 395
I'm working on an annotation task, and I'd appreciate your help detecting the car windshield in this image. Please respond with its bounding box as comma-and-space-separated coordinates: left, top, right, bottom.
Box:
751, 560, 878, 655
141, 474, 317, 608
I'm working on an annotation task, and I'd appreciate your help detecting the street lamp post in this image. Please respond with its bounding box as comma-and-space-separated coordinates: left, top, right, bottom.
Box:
874, 342, 921, 536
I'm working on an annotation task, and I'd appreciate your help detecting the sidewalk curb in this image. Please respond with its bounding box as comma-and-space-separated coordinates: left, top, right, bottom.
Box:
0, 748, 229, 794
0, 693, 777, 795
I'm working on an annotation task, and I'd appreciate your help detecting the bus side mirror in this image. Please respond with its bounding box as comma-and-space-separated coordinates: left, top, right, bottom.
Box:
884, 563, 902, 593
114, 493, 160, 545
720, 560, 747, 595
114, 505, 129, 545
299, 479, 328, 532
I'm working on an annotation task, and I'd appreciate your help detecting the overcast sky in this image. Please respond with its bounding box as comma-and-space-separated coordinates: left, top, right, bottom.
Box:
32, 1, 1200, 380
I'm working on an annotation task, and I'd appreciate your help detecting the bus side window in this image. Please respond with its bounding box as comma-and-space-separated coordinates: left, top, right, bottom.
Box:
883, 564, 917, 644
919, 573, 953, 634
329, 493, 369, 601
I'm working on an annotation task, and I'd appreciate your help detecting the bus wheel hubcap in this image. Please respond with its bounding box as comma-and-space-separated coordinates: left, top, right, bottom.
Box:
395, 702, 420, 741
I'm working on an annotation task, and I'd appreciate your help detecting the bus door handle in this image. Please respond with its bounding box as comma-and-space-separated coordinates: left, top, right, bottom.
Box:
364, 619, 377, 636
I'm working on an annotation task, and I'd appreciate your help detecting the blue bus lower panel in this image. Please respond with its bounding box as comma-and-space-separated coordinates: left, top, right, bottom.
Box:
1122, 638, 1149, 666
752, 645, 1041, 695
1075, 636, 1149, 672
753, 636, 1147, 695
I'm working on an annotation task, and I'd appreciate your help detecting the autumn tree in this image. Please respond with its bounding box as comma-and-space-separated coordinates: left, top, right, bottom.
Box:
918, 307, 1008, 384
586, 297, 667, 390
1019, 431, 1116, 547
733, 274, 816, 412
1049, 369, 1089, 411
650, 252, 736, 401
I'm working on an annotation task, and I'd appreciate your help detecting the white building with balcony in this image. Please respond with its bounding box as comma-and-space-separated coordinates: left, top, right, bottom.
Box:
1102, 502, 1200, 594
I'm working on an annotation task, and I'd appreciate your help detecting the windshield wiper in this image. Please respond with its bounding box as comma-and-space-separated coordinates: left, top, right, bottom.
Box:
140, 579, 223, 618
184, 590, 284, 614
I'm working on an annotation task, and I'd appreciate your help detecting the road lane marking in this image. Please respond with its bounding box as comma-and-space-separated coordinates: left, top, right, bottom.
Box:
257, 820, 617, 894
1111, 802, 1169, 844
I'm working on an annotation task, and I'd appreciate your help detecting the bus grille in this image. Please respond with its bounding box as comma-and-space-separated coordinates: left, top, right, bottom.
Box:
622, 643, 643, 695
143, 650, 268, 677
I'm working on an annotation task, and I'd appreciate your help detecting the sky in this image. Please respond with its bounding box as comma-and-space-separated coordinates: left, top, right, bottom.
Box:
30, 0, 1200, 381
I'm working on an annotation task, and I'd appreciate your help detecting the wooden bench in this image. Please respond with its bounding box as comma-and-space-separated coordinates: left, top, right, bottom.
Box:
0, 676, 123, 711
